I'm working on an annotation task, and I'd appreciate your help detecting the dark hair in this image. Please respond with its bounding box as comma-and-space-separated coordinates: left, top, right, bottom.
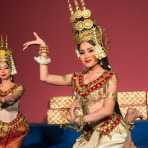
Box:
77, 40, 95, 50
99, 57, 111, 71
77, 40, 112, 71
114, 99, 122, 116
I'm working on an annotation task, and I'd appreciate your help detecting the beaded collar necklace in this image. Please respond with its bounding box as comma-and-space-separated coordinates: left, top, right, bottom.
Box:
0, 84, 17, 97
73, 71, 113, 97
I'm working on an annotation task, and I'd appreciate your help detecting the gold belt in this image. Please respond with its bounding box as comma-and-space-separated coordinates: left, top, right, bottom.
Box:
0, 113, 28, 138
96, 114, 122, 135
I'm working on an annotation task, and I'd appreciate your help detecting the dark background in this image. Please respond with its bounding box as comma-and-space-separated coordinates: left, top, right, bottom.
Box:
0, 0, 148, 122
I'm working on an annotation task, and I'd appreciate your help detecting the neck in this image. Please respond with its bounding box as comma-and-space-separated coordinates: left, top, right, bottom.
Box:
88, 63, 104, 72
1, 78, 12, 86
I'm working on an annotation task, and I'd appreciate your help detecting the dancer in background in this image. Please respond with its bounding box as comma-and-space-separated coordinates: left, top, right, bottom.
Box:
0, 36, 28, 148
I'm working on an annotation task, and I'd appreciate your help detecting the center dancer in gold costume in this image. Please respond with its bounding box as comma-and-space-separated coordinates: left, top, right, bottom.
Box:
23, 0, 142, 147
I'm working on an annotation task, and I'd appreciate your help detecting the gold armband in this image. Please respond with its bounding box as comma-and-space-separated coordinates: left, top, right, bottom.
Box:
107, 92, 117, 98
125, 119, 134, 131
76, 115, 85, 130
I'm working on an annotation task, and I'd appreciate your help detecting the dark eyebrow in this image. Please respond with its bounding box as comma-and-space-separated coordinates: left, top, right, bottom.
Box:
79, 49, 85, 52
87, 47, 94, 49
80, 47, 93, 50
79, 47, 94, 52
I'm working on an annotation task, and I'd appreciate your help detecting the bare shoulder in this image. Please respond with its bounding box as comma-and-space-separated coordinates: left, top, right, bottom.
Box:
109, 71, 118, 82
14, 84, 24, 92
106, 71, 118, 91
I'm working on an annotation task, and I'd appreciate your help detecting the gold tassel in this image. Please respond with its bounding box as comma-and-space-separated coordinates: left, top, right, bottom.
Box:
67, 0, 74, 15
74, 0, 80, 10
79, 0, 86, 10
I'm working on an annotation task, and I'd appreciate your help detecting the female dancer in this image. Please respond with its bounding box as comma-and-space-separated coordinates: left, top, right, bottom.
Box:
23, 31, 129, 147
0, 37, 28, 148
23, 0, 143, 147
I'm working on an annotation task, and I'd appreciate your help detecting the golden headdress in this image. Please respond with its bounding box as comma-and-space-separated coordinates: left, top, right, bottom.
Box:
0, 35, 17, 75
67, 0, 107, 60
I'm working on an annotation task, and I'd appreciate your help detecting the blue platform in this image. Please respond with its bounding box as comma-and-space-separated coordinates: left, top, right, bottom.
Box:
22, 124, 80, 148
131, 120, 148, 148
22, 120, 148, 148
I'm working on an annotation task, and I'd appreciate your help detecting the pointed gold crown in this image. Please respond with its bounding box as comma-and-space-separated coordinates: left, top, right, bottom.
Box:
67, 0, 107, 60
0, 35, 17, 75
0, 35, 12, 62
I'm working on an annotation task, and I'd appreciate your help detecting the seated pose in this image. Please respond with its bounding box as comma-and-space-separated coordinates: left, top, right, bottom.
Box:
0, 36, 28, 148
22, 0, 141, 147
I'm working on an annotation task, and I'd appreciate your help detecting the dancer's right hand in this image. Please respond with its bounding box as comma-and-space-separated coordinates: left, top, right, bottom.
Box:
23, 32, 47, 51
125, 108, 143, 123
67, 107, 76, 123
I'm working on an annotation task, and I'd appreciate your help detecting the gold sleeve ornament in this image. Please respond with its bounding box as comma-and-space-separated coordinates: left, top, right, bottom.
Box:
11, 85, 24, 99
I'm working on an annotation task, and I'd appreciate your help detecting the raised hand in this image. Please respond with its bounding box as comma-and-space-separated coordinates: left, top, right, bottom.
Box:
23, 32, 46, 51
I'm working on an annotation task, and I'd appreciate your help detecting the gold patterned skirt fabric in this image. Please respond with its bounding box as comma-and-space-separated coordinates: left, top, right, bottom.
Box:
47, 92, 147, 147
0, 112, 29, 145
73, 119, 128, 148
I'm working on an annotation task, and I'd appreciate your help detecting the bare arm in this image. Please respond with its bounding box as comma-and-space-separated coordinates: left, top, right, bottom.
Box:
38, 55, 73, 85
23, 32, 73, 85
40, 71, 73, 85
83, 74, 117, 123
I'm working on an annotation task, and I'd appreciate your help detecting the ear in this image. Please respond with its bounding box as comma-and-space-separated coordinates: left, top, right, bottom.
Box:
75, 49, 80, 58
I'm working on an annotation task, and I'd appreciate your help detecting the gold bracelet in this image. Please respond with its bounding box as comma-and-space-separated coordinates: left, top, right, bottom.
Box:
39, 51, 49, 56
107, 92, 117, 98
125, 119, 134, 131
39, 46, 49, 55
76, 115, 84, 126
39, 48, 49, 52
39, 48, 48, 52
39, 46, 48, 50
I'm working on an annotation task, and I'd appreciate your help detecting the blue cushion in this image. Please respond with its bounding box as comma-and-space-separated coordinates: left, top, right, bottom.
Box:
62, 128, 80, 145
43, 125, 64, 145
22, 124, 44, 146
131, 120, 148, 148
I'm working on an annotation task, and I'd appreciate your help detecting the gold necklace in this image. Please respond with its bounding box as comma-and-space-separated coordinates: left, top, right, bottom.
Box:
0, 84, 17, 97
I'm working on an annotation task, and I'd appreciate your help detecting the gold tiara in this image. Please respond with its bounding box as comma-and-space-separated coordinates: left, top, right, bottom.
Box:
0, 35, 17, 75
0, 35, 12, 61
67, 0, 107, 60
